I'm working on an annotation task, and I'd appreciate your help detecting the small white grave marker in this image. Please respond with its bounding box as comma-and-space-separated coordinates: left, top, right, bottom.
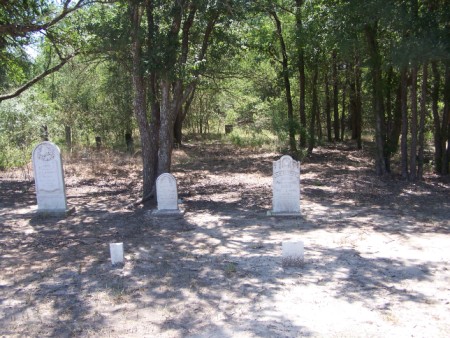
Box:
32, 141, 69, 214
110, 242, 124, 265
282, 241, 304, 267
269, 155, 301, 216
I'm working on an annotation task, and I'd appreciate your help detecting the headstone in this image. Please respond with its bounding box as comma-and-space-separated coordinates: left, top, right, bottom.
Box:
110, 242, 124, 265
32, 141, 69, 214
152, 173, 183, 216
282, 241, 304, 267
269, 155, 301, 216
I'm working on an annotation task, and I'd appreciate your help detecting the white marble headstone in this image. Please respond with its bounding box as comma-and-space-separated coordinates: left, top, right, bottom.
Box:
271, 155, 300, 215
156, 173, 178, 210
32, 141, 68, 213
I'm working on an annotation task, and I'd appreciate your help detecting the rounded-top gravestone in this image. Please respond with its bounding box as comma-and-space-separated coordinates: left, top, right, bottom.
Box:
270, 155, 301, 215
32, 141, 68, 214
156, 173, 178, 210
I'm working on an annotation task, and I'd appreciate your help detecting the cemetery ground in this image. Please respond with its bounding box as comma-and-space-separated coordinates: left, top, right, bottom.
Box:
1, 140, 449, 338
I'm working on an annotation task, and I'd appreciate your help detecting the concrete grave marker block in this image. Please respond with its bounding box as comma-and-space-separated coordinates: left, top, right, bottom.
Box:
268, 155, 301, 216
282, 241, 304, 267
110, 242, 124, 265
32, 141, 71, 215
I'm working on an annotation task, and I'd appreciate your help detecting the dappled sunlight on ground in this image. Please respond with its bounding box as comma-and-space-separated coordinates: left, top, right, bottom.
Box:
0, 141, 449, 337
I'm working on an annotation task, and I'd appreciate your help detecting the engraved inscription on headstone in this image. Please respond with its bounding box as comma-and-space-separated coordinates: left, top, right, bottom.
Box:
272, 155, 300, 214
156, 173, 178, 210
32, 141, 68, 213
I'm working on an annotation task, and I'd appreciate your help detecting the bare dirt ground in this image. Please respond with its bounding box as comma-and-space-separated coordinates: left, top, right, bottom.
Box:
0, 141, 449, 337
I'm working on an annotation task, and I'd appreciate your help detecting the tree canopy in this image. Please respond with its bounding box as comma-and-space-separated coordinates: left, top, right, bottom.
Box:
0, 0, 449, 189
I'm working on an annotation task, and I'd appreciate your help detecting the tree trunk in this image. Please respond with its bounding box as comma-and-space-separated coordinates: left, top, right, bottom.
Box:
333, 50, 340, 141
174, 87, 195, 146
174, 111, 183, 146
400, 66, 409, 179
316, 100, 322, 142
349, 60, 362, 149
298, 52, 306, 149
409, 65, 418, 181
431, 62, 442, 173
65, 126, 72, 152
442, 63, 450, 175
350, 63, 357, 140
295, 0, 307, 148
417, 63, 428, 180
386, 70, 402, 160
158, 79, 176, 175
125, 131, 134, 154
340, 79, 346, 141
365, 22, 386, 175
355, 60, 363, 150
271, 10, 297, 153
308, 62, 319, 154
385, 67, 393, 136
130, 1, 158, 199
325, 69, 332, 142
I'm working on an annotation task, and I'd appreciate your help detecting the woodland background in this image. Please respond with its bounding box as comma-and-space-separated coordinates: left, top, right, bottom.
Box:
0, 0, 449, 196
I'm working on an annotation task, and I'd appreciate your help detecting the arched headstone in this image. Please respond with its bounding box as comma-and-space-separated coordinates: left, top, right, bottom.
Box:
269, 155, 301, 216
32, 141, 69, 214
156, 173, 179, 211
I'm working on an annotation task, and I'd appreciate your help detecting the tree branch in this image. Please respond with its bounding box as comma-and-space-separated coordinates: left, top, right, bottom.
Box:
0, 0, 95, 37
0, 51, 78, 102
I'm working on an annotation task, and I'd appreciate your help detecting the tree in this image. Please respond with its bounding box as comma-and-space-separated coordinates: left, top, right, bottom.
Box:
269, 8, 297, 153
126, 0, 242, 200
0, 0, 91, 101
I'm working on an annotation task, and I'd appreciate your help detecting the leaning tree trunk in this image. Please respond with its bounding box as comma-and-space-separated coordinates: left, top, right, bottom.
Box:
271, 10, 297, 153
174, 87, 195, 146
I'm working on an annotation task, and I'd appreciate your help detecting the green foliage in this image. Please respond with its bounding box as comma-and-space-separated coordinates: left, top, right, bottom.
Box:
0, 0, 449, 176
0, 89, 58, 168
226, 128, 276, 148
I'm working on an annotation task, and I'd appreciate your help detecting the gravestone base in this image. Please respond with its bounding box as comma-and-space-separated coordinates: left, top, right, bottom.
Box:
267, 210, 301, 217
36, 206, 75, 217
150, 208, 185, 218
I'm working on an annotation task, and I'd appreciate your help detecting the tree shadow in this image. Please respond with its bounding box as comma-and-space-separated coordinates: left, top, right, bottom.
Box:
1, 141, 448, 336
